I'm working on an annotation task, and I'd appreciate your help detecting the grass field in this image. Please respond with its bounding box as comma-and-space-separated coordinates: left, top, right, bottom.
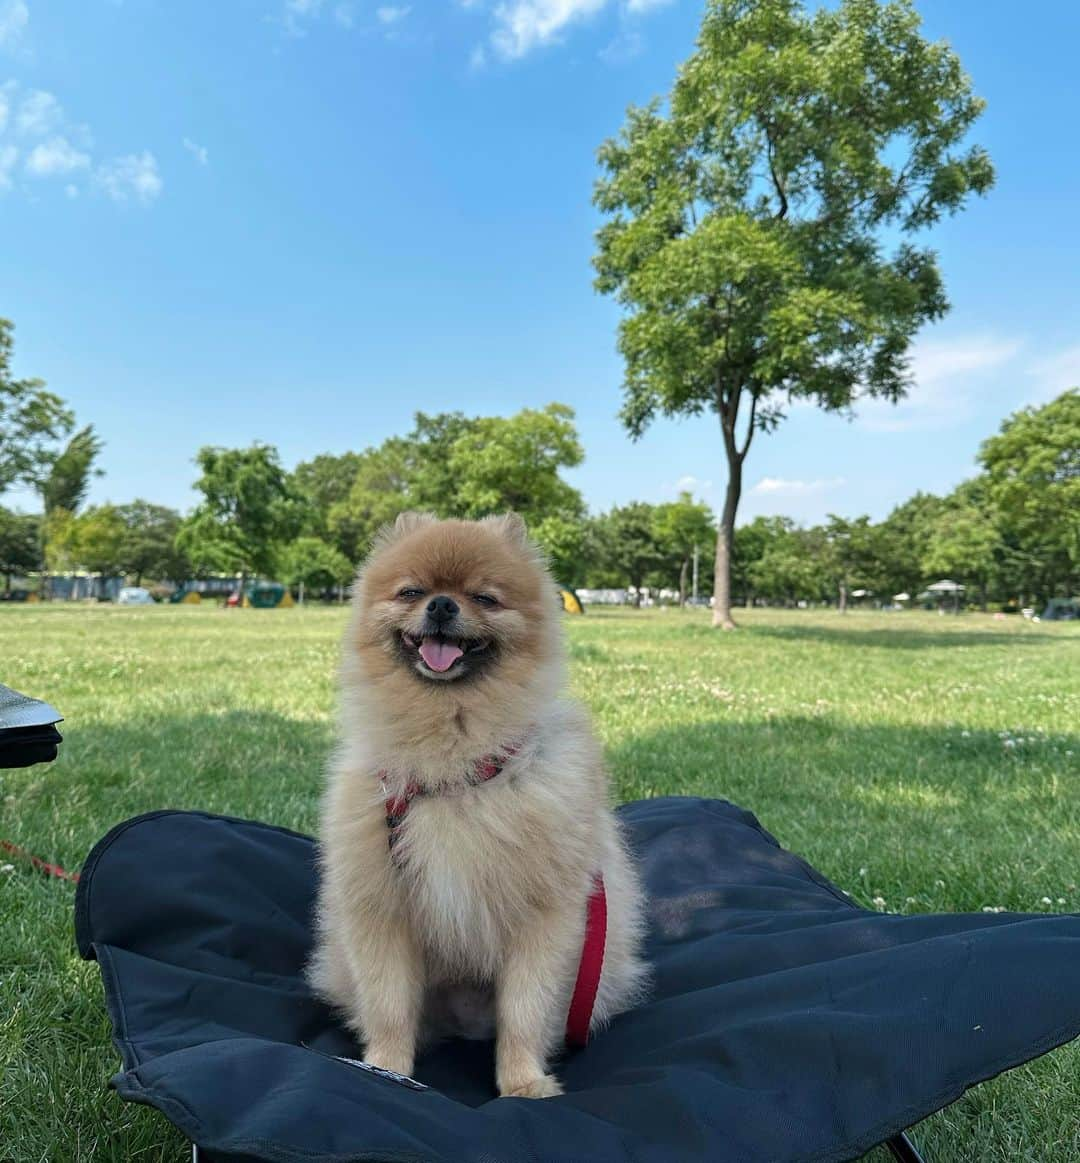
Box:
1, 603, 1078, 1162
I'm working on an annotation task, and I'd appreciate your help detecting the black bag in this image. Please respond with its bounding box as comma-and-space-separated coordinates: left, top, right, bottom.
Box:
0, 683, 63, 768
77, 798, 1080, 1163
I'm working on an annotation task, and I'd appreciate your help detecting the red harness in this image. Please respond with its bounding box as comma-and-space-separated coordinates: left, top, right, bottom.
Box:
379, 743, 607, 1048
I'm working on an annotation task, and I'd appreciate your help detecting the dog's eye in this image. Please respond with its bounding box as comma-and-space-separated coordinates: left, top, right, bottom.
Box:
397, 587, 425, 600
472, 593, 499, 607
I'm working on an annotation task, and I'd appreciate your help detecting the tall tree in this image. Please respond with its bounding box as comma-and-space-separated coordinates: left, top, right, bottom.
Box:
176, 444, 301, 588
824, 515, 885, 611
39, 424, 103, 515
116, 500, 187, 585
594, 503, 664, 606
978, 389, 1080, 602
447, 404, 585, 527
278, 536, 354, 602
74, 504, 127, 578
652, 492, 715, 604
0, 318, 74, 492
0, 508, 39, 593
290, 451, 366, 560
593, 0, 993, 628
921, 500, 1001, 611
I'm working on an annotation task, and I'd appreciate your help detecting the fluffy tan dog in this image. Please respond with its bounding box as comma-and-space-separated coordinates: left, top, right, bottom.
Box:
309, 512, 647, 1099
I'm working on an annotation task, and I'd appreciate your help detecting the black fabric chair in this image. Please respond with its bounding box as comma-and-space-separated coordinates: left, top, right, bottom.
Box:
77, 799, 1080, 1163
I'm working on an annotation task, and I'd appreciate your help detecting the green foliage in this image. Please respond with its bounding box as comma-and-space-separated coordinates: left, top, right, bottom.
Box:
593, 0, 992, 622
278, 536, 354, 594
327, 405, 587, 560
979, 389, 1080, 596
0, 318, 74, 492
652, 492, 715, 600
39, 424, 103, 516
290, 451, 366, 559
0, 508, 39, 588
176, 444, 303, 579
115, 501, 187, 584
591, 502, 665, 602
71, 504, 128, 576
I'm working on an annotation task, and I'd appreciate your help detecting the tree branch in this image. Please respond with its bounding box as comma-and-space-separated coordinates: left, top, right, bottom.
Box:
765, 127, 789, 221
739, 392, 759, 460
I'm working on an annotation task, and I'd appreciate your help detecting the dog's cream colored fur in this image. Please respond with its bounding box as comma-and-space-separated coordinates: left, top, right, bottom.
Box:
309, 512, 647, 1098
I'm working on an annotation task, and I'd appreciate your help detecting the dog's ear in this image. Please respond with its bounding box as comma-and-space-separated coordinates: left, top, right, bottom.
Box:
393, 511, 439, 538
372, 510, 438, 551
482, 512, 529, 546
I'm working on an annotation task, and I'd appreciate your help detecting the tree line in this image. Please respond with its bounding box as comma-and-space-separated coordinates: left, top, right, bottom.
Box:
2, 309, 1076, 607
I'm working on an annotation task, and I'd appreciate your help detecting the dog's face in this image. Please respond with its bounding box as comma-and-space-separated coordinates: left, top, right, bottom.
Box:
354, 513, 557, 688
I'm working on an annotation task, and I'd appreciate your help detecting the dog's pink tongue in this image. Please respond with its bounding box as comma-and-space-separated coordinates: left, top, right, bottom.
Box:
419, 638, 463, 672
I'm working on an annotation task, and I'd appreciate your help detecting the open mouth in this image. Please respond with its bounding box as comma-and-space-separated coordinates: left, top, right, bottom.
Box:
400, 632, 493, 677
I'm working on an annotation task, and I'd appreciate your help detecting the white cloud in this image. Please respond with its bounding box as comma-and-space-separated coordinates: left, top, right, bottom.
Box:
183, 136, 209, 166
24, 135, 90, 176
95, 151, 162, 204
333, 3, 355, 28
491, 0, 606, 59
0, 142, 16, 189
751, 476, 846, 496
0, 0, 28, 51
376, 5, 410, 23
856, 334, 1023, 433
598, 26, 641, 63
1027, 345, 1080, 405
486, 0, 669, 61
0, 81, 160, 203
663, 474, 714, 500
16, 89, 64, 137
282, 0, 324, 36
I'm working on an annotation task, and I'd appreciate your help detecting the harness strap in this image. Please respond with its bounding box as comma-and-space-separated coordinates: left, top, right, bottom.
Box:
565, 873, 607, 1047
379, 739, 523, 861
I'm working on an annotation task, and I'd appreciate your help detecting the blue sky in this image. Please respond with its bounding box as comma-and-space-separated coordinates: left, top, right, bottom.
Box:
1, 0, 1078, 526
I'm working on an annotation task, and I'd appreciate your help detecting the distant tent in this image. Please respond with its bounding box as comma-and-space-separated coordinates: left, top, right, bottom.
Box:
558, 586, 585, 615
169, 586, 201, 605
893, 592, 911, 603
1040, 597, 1079, 621
243, 582, 294, 609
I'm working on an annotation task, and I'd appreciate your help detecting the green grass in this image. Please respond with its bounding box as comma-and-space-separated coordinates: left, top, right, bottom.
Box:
2, 603, 1078, 1162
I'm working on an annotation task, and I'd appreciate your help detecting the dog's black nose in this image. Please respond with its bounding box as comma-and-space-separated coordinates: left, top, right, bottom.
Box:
426, 595, 459, 623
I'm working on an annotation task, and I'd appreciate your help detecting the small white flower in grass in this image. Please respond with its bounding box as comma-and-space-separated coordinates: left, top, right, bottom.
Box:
1003, 739, 1017, 749
961, 730, 971, 738
859, 867, 868, 877
1, 863, 14, 873
1041, 897, 1053, 905
935, 879, 945, 888
981, 906, 1006, 913
1058, 898, 1066, 905
872, 896, 887, 910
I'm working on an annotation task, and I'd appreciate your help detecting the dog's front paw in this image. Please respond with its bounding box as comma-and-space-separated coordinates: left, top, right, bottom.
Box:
363, 1045, 415, 1079
500, 1074, 563, 1100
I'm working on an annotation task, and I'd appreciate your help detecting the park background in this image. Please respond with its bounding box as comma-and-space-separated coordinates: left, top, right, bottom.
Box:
2, 0, 1080, 1160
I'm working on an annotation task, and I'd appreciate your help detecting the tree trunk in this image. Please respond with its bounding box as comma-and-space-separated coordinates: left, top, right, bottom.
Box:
712, 459, 743, 629
299, 580, 305, 606
678, 558, 689, 607
135, 570, 143, 587
838, 579, 848, 614
632, 578, 643, 608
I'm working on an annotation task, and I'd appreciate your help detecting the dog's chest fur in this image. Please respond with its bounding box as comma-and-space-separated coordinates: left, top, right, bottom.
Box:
389, 749, 594, 981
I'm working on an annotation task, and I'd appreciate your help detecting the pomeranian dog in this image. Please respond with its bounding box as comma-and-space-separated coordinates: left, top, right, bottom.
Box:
309, 512, 647, 1099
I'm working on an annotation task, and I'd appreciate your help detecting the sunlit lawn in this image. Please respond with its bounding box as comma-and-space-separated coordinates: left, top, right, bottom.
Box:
1, 603, 1077, 1161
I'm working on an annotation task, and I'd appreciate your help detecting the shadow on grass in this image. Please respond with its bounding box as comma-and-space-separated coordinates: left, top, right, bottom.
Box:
743, 619, 1069, 651
2, 710, 335, 868
604, 716, 1080, 906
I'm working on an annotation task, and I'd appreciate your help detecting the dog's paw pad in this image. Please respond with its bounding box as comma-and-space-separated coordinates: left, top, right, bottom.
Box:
502, 1075, 563, 1099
